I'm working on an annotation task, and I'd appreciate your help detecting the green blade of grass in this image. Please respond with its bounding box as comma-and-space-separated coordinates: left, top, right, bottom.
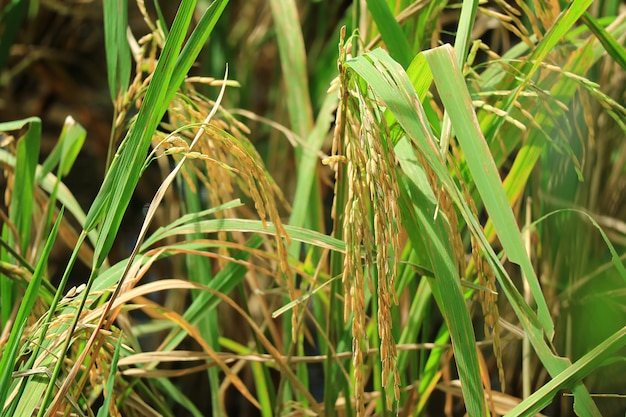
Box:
507, 326, 626, 417
38, 116, 86, 181
87, 0, 198, 267
419, 45, 602, 417
0, 208, 64, 412
439, 0, 479, 153
103, 0, 131, 102
453, 0, 479, 67
85, 0, 228, 257
178, 168, 223, 417
169, 0, 229, 102
406, 53, 432, 99
0, 117, 41, 257
268, 0, 314, 141
142, 199, 244, 248
365, 0, 412, 68
268, 0, 324, 266
288, 91, 337, 232
83, 0, 228, 267
403, 173, 487, 416
152, 0, 169, 38
145, 218, 346, 254
37, 117, 87, 258
421, 44, 553, 336
0, 117, 41, 326
37, 3, 229, 414
95, 335, 123, 417
580, 12, 626, 70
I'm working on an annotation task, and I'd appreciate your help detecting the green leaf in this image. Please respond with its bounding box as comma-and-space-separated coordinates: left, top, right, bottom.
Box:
86, 0, 199, 265
365, 0, 412, 68
0, 208, 64, 412
268, 0, 314, 140
169, 0, 229, 103
288, 91, 337, 242
421, 45, 553, 337
103, 0, 131, 101
146, 218, 346, 254
0, 117, 41, 256
404, 174, 487, 416
453, 0, 479, 67
581, 12, 626, 70
507, 326, 626, 417
85, 0, 229, 264
96, 335, 124, 417
0, 117, 41, 325
38, 116, 86, 180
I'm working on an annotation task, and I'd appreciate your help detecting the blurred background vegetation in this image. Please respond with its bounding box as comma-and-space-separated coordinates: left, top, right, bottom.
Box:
0, 0, 625, 416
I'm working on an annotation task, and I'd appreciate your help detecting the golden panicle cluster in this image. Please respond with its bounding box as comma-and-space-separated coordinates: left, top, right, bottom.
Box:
158, 87, 293, 296
359, 96, 401, 408
331, 34, 401, 412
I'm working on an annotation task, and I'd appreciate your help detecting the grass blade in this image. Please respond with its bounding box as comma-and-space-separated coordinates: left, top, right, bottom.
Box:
0, 208, 64, 412
0, 117, 41, 325
404, 177, 487, 416
288, 91, 337, 232
267, 0, 314, 140
453, 0, 479, 67
422, 45, 553, 336
507, 327, 626, 417
0, 117, 41, 257
103, 0, 131, 102
95, 335, 123, 417
365, 0, 412, 68
87, 1, 198, 266
38, 116, 86, 181
169, 0, 229, 102
581, 12, 626, 70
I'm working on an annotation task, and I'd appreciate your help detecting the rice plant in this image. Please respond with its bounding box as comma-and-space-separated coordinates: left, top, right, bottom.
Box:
0, 0, 625, 416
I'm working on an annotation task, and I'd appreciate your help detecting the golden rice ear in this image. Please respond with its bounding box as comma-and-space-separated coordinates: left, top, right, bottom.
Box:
158, 81, 297, 329
329, 34, 402, 412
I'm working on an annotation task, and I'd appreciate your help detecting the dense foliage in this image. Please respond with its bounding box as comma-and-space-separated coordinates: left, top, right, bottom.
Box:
0, 0, 625, 416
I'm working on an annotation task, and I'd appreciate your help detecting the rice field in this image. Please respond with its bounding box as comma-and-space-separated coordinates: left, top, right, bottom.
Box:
0, 0, 625, 416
